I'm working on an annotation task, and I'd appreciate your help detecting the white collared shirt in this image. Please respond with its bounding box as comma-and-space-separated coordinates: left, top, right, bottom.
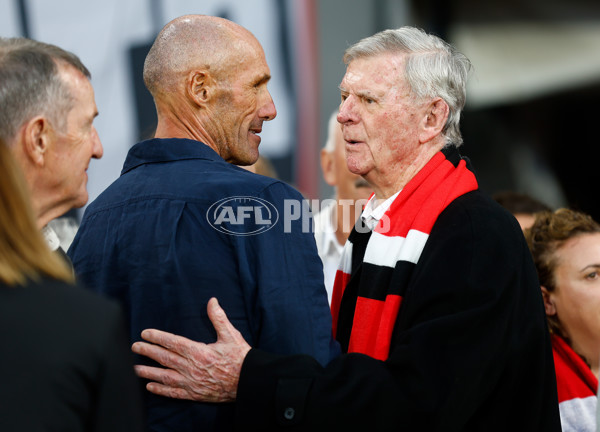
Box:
313, 201, 344, 304
41, 225, 61, 252
361, 190, 401, 231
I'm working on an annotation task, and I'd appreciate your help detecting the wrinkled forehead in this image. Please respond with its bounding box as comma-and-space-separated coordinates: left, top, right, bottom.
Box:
224, 48, 270, 88
221, 29, 268, 66
340, 53, 408, 94
59, 64, 95, 97
227, 23, 266, 59
58, 64, 98, 118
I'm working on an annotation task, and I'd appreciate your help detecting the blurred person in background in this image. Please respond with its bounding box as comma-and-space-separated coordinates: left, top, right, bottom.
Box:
0, 37, 103, 261
314, 110, 373, 303
0, 139, 142, 432
493, 190, 551, 230
242, 154, 279, 178
525, 208, 600, 431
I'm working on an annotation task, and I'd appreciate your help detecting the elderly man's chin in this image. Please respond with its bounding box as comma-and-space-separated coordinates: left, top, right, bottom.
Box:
73, 190, 89, 209
63, 197, 88, 217
346, 160, 368, 178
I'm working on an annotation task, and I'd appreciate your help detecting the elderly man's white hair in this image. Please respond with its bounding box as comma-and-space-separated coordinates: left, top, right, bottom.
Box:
343, 26, 472, 147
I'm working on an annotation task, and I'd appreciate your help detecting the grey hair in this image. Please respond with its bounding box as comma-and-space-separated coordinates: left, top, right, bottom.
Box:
343, 27, 472, 147
323, 110, 339, 153
0, 37, 90, 144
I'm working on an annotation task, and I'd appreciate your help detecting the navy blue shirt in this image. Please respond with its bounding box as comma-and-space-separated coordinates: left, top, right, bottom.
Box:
68, 138, 340, 431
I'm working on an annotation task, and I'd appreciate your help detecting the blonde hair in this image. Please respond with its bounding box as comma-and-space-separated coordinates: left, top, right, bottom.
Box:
0, 141, 74, 285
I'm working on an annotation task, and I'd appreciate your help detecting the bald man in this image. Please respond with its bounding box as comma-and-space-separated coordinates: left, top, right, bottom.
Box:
68, 15, 339, 431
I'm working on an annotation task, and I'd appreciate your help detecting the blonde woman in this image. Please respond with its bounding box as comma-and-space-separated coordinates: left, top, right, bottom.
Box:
0, 142, 142, 431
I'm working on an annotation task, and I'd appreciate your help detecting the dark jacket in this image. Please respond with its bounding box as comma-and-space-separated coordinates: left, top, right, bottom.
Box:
0, 277, 143, 432
68, 138, 339, 431
235, 189, 562, 431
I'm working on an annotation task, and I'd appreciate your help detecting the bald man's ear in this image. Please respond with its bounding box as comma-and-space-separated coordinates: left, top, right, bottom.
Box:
21, 116, 52, 166
419, 97, 449, 144
187, 70, 214, 106
320, 148, 337, 186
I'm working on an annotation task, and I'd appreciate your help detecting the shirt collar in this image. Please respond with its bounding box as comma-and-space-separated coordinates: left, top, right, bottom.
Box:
361, 190, 401, 231
41, 225, 61, 251
315, 201, 344, 256
121, 138, 224, 175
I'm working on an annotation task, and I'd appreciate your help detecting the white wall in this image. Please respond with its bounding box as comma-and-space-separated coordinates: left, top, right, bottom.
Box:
0, 0, 295, 209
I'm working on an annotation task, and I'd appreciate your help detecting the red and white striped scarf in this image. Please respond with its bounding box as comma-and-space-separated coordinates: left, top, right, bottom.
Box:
330, 148, 478, 360
552, 334, 598, 431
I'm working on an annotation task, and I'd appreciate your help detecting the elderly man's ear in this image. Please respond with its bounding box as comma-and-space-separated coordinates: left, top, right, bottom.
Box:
187, 70, 216, 106
320, 148, 337, 187
419, 98, 449, 144
21, 116, 53, 166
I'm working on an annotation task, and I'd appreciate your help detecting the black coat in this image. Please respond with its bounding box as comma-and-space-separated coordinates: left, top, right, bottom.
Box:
0, 277, 143, 432
235, 190, 562, 431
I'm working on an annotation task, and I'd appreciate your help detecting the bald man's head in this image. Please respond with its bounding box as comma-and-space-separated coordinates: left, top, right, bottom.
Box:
143, 15, 258, 97
142, 15, 276, 165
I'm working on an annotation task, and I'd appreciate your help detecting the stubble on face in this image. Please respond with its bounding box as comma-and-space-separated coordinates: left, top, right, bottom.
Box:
210, 38, 273, 167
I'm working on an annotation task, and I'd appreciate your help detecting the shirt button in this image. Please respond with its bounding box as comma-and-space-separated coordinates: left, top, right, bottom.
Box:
284, 407, 295, 420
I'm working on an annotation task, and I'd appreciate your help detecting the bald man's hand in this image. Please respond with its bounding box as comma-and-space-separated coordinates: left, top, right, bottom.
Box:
131, 298, 251, 402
